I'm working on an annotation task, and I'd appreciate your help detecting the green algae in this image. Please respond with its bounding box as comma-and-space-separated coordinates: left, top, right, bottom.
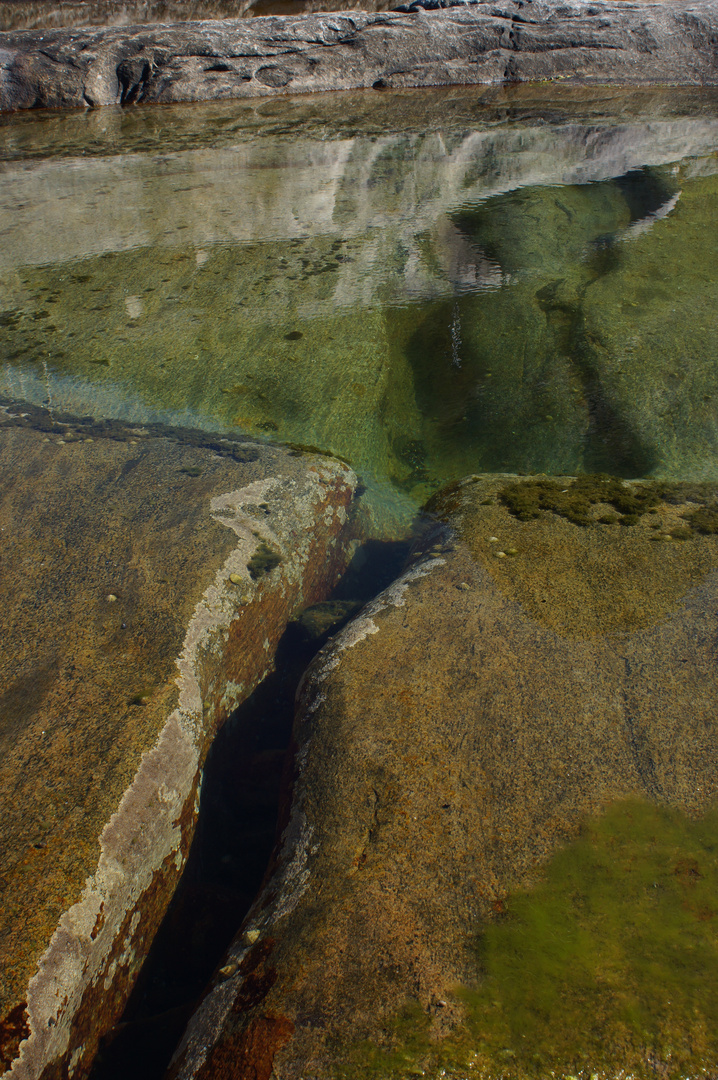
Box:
499, 474, 668, 526
247, 542, 282, 581
337, 800, 718, 1080
684, 503, 718, 535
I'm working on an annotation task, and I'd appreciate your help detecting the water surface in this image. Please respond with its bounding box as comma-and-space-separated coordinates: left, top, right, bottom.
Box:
2, 86, 718, 533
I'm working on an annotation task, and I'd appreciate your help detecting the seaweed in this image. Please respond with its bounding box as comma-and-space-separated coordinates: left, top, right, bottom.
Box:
499, 474, 668, 527
247, 542, 282, 581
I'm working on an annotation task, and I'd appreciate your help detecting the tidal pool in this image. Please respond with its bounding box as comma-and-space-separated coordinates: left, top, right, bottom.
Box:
2, 85, 718, 534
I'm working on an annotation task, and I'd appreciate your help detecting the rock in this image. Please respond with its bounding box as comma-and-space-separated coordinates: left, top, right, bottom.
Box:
0, 401, 357, 1079
0, 0, 393, 33
1, 0, 718, 113
171, 472, 718, 1080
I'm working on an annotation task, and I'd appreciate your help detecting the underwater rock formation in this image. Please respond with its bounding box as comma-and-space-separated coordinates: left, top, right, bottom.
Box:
1, 0, 718, 112
0, 403, 357, 1080
170, 472, 718, 1079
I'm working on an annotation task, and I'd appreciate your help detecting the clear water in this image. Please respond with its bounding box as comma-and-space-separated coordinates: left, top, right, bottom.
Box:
2, 86, 718, 536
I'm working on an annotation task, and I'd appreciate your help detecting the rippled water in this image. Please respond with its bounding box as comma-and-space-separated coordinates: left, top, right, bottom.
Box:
2, 86, 718, 534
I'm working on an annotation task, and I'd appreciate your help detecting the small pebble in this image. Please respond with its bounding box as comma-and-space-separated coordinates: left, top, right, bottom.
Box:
506, 548, 519, 556
106, 593, 118, 602
488, 536, 499, 543
229, 573, 243, 585
457, 582, 470, 591
244, 928, 260, 944
219, 962, 238, 979
495, 551, 507, 559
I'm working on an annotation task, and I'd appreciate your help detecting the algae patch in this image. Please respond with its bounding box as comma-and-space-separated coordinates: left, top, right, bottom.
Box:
498, 473, 718, 532
337, 799, 718, 1080
499, 474, 668, 527
247, 542, 282, 581
684, 502, 718, 535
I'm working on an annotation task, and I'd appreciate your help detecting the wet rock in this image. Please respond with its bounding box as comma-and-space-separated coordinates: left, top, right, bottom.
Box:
172, 472, 718, 1080
1, 0, 718, 113
0, 403, 357, 1079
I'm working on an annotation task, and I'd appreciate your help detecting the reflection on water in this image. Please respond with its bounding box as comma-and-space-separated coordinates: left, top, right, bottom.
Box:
2, 88, 718, 535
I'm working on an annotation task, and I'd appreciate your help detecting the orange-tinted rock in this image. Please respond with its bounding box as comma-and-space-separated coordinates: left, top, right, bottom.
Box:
171, 473, 718, 1080
0, 402, 357, 1080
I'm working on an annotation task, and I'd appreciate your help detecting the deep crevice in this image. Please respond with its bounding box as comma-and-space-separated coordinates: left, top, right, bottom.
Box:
88, 535, 412, 1080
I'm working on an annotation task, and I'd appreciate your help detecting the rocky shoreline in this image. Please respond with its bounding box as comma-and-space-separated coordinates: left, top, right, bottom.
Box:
1, 0, 718, 113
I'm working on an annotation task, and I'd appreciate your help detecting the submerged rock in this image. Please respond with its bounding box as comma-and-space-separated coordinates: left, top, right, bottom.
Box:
171, 472, 718, 1080
0, 402, 357, 1079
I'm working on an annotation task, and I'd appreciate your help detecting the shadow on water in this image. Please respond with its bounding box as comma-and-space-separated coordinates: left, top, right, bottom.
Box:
400, 167, 676, 482
88, 536, 411, 1080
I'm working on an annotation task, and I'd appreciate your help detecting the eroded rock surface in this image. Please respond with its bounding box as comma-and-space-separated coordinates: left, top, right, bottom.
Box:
172, 473, 718, 1080
1, 0, 718, 113
0, 402, 357, 1079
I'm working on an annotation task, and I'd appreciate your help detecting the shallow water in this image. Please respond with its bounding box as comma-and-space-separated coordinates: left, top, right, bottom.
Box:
2, 86, 718, 534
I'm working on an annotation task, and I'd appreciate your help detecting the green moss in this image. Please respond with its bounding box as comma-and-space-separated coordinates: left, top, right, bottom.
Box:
499, 474, 669, 527
684, 503, 718, 535
247, 542, 282, 581
179, 465, 203, 477
337, 800, 718, 1079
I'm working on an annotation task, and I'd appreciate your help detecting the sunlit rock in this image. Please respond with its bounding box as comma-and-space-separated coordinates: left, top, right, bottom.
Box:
0, 402, 357, 1079
171, 472, 718, 1080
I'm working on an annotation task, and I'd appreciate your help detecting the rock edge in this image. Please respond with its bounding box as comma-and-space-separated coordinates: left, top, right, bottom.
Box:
1, 0, 718, 113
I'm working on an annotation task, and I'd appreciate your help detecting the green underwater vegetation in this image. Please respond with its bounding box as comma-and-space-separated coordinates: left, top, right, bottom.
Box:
338, 800, 718, 1079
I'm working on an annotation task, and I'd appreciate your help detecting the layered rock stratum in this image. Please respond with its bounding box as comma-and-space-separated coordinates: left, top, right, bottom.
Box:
0, 402, 357, 1079
1, 0, 718, 113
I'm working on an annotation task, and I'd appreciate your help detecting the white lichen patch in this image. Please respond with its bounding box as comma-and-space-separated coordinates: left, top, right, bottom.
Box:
306, 557, 445, 697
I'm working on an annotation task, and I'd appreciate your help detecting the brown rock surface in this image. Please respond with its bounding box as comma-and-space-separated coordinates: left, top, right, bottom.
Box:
0, 401, 357, 1079
1, 0, 718, 114
171, 472, 718, 1080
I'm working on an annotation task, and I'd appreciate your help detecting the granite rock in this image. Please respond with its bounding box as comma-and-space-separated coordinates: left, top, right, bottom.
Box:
0, 402, 357, 1079
1, 0, 718, 113
171, 472, 718, 1080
